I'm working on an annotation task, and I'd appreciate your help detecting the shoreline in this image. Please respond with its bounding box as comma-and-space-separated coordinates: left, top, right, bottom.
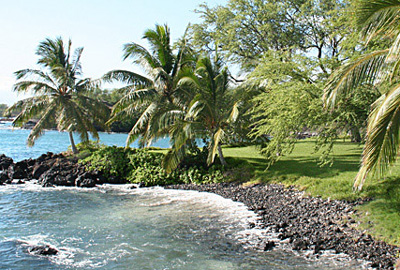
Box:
165, 183, 400, 269
1, 153, 399, 269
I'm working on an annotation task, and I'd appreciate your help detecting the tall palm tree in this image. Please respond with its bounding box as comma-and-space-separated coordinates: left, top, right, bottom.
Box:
104, 24, 195, 147
324, 0, 400, 190
7, 37, 109, 154
163, 54, 241, 172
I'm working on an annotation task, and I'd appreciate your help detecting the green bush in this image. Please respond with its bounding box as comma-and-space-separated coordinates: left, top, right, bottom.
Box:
80, 145, 225, 186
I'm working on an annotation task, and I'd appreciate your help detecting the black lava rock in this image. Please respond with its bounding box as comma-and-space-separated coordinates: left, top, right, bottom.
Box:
263, 241, 276, 251
0, 154, 13, 170
165, 183, 400, 269
27, 245, 58, 256
75, 175, 96, 188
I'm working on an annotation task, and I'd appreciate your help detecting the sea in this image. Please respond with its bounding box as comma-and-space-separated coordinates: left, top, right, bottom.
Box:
0, 122, 368, 269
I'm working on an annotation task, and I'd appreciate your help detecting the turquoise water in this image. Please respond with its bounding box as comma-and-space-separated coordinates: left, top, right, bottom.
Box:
0, 123, 367, 269
0, 185, 367, 270
0, 122, 169, 161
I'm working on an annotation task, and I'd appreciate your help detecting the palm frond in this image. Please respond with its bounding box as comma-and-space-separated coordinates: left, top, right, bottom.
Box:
356, 0, 400, 41
102, 69, 153, 87
143, 24, 174, 74
11, 96, 51, 127
207, 128, 225, 165
324, 49, 389, 108
27, 102, 58, 146
126, 103, 157, 146
111, 88, 157, 116
227, 101, 241, 123
354, 83, 400, 190
123, 42, 160, 71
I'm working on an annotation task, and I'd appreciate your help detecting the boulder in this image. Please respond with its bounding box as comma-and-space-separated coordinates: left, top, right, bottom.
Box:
39, 168, 74, 187
32, 163, 50, 179
0, 171, 8, 184
263, 241, 276, 251
8, 159, 32, 179
27, 245, 58, 256
0, 154, 13, 170
75, 176, 96, 188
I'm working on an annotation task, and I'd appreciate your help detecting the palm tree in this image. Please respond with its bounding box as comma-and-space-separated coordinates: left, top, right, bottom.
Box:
324, 0, 400, 190
7, 37, 109, 154
163, 54, 241, 172
104, 24, 195, 147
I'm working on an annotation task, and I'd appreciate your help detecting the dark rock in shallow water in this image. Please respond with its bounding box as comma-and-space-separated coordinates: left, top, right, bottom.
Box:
75, 175, 96, 188
0, 154, 13, 170
7, 160, 30, 179
39, 168, 74, 187
0, 171, 8, 184
262, 241, 276, 251
27, 245, 58, 256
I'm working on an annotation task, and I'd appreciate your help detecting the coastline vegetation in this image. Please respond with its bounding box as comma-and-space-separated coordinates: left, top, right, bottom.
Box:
6, 0, 400, 249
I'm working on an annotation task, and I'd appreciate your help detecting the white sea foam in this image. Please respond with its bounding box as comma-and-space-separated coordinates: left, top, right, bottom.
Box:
1, 183, 372, 269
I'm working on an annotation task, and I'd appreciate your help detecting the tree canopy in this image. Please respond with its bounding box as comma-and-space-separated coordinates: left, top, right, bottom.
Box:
7, 37, 109, 153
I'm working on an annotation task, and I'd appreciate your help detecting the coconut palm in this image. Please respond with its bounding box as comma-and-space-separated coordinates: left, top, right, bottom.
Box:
104, 24, 195, 147
163, 54, 241, 172
324, 0, 400, 190
7, 37, 109, 154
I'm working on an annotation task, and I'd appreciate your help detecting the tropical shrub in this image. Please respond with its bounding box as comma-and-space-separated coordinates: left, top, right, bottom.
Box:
80, 145, 225, 186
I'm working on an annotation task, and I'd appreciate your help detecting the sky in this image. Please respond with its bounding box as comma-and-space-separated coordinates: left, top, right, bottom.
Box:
0, 0, 226, 105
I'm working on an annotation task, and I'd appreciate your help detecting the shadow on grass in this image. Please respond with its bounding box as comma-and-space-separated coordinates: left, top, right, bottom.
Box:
357, 177, 400, 245
230, 154, 361, 182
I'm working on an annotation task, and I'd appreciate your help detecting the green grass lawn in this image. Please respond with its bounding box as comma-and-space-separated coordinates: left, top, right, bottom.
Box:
223, 140, 400, 246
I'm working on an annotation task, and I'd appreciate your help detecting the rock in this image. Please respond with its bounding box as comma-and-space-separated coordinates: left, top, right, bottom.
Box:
0, 154, 13, 170
32, 163, 50, 179
7, 161, 29, 179
0, 171, 9, 184
292, 239, 309, 250
263, 241, 276, 251
75, 175, 96, 188
164, 183, 400, 269
27, 245, 58, 256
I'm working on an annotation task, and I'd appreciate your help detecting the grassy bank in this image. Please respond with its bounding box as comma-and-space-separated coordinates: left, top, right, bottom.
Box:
222, 140, 400, 246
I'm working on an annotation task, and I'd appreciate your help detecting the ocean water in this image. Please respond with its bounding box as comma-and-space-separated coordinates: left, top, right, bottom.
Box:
0, 122, 169, 161
0, 123, 368, 269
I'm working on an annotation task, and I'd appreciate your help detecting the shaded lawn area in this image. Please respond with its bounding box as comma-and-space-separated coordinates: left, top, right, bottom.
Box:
223, 140, 400, 245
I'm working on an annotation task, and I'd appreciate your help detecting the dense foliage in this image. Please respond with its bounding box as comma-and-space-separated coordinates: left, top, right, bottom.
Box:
79, 144, 224, 186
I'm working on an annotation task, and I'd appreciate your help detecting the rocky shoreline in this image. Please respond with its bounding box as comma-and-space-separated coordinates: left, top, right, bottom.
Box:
0, 152, 125, 187
165, 183, 400, 269
1, 153, 399, 269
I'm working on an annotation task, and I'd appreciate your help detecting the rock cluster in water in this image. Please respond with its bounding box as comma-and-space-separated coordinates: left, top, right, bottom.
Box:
0, 152, 126, 187
166, 183, 400, 269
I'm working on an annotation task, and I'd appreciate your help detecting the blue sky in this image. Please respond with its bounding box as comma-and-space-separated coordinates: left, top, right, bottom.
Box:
0, 0, 225, 105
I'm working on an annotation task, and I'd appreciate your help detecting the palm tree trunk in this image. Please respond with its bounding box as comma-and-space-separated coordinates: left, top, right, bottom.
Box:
350, 126, 362, 143
69, 131, 79, 154
217, 144, 227, 167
